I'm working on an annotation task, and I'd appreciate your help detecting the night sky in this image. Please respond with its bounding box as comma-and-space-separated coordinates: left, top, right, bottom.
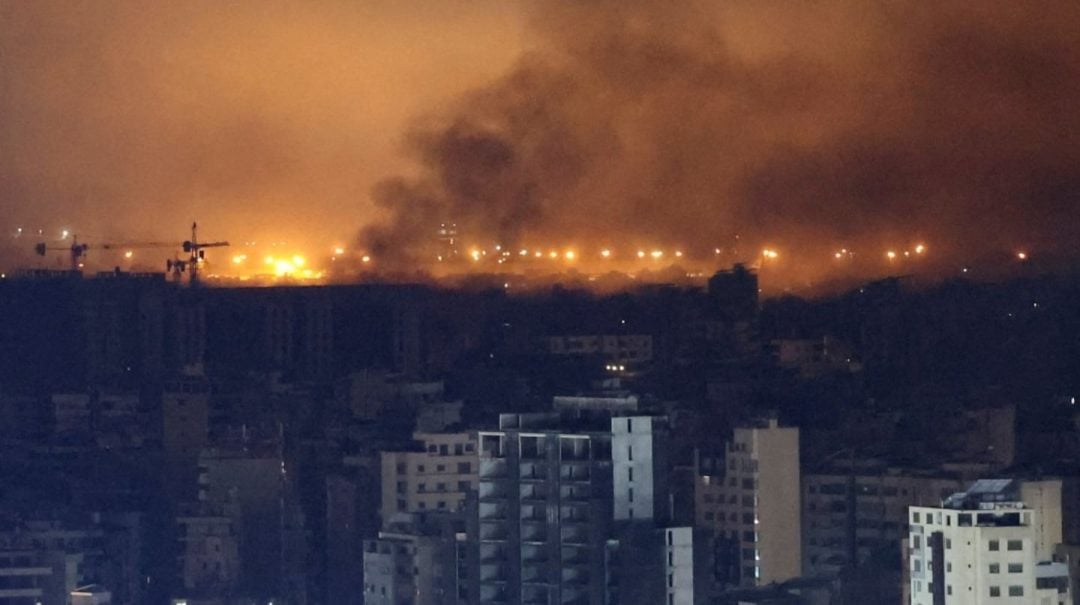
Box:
4, 1, 1080, 286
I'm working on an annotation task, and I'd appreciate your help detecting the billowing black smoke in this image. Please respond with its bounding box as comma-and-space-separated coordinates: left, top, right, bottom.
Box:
361, 0, 1080, 280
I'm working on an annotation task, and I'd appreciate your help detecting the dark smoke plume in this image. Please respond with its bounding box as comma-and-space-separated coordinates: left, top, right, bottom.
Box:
361, 0, 1080, 282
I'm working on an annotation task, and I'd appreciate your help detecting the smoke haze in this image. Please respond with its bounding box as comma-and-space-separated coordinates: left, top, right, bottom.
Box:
3, 1, 1079, 284
362, 0, 1080, 282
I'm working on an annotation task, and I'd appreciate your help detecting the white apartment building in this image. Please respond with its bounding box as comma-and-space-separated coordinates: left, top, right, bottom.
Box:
381, 432, 478, 523
909, 479, 1071, 605
696, 417, 801, 586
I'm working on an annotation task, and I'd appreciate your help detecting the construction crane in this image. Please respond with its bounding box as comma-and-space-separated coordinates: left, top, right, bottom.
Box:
165, 222, 229, 285
33, 236, 90, 271
34, 222, 228, 285
34, 235, 174, 272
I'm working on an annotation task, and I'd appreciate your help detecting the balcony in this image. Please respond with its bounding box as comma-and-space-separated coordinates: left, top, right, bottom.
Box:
479, 521, 509, 542
480, 562, 509, 583
561, 527, 590, 545
521, 484, 549, 502
480, 459, 508, 479
520, 462, 548, 482
521, 523, 549, 543
560, 463, 591, 483
479, 480, 509, 501
560, 485, 590, 502
479, 502, 509, 521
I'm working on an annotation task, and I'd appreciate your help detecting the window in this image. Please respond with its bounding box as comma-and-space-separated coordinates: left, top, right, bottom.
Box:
417, 464, 425, 473
704, 512, 714, 521
989, 563, 1000, 574
428, 445, 437, 453
418, 483, 426, 492
627, 418, 633, 432
436, 482, 446, 492
628, 446, 633, 461
913, 512, 921, 523
397, 481, 406, 494
628, 467, 634, 482
989, 586, 1000, 597
458, 481, 470, 491
454, 443, 463, 455
1006, 540, 1022, 551
465, 443, 475, 452
628, 488, 634, 502
945, 538, 951, 549
947, 585, 952, 596
913, 536, 922, 549
437, 500, 447, 509
989, 540, 1000, 551
439, 444, 448, 455
1008, 586, 1023, 597
436, 464, 446, 472
946, 563, 952, 572
1007, 563, 1022, 573
458, 462, 471, 474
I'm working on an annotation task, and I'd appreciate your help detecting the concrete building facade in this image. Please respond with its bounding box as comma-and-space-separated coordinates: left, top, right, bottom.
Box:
909, 479, 1071, 605
696, 418, 801, 587
381, 432, 479, 522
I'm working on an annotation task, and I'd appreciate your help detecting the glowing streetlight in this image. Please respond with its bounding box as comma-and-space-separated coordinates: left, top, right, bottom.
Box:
600, 249, 611, 258
124, 250, 134, 259
914, 244, 926, 254
1017, 251, 1028, 260
886, 250, 897, 260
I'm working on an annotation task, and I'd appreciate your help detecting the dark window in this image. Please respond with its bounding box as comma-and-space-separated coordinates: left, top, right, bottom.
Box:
989, 563, 1000, 574
1008, 586, 1023, 597
989, 586, 1000, 597
454, 444, 463, 455
439, 444, 448, 455
988, 540, 1000, 551
1007, 563, 1022, 573
1007, 540, 1022, 551
458, 462, 471, 474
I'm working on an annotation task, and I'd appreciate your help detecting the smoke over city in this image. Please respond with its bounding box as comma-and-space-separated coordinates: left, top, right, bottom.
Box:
3, 1, 1079, 285
362, 0, 1080, 281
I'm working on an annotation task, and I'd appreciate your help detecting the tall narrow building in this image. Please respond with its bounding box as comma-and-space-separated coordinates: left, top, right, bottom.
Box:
467, 409, 710, 604
696, 417, 801, 587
